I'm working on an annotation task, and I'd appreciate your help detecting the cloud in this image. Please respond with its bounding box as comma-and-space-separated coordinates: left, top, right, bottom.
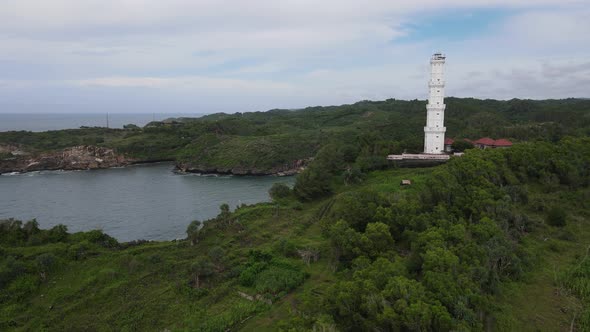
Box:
73, 77, 170, 88
72, 76, 292, 93
0, 1, 588, 112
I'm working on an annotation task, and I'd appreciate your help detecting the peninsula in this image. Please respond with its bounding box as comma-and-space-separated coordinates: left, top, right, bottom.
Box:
1, 97, 588, 176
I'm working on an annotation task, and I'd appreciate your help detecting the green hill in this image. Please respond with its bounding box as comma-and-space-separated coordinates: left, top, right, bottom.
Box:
2, 98, 589, 174
1, 136, 589, 331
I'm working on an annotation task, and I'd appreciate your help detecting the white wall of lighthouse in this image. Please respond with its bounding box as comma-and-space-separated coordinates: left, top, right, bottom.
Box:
424, 53, 446, 154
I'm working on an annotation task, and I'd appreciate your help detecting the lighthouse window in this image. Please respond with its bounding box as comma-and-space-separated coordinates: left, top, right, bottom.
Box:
437, 113, 439, 115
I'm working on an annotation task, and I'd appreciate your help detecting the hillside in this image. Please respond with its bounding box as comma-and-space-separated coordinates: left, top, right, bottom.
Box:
1, 137, 589, 331
1, 98, 589, 175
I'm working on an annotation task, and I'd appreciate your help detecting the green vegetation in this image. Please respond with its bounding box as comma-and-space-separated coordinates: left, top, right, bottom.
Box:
1, 98, 590, 330
269, 183, 292, 201
1, 136, 589, 331
451, 139, 474, 152
2, 98, 589, 173
558, 249, 590, 330
547, 207, 567, 227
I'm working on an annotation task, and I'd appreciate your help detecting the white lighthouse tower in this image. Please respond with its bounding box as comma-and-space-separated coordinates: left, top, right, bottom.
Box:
423, 53, 446, 154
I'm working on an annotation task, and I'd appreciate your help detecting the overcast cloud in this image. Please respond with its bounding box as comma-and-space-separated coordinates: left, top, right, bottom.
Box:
0, 0, 588, 113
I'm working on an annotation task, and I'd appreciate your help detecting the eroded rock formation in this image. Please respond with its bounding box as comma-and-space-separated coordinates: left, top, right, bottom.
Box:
0, 146, 136, 174
175, 158, 311, 176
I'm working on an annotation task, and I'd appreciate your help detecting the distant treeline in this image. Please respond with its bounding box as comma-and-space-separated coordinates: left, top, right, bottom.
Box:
1, 98, 589, 173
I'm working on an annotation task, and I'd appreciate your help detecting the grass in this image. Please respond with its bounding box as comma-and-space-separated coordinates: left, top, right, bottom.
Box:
2, 167, 589, 331
1, 192, 330, 330
362, 167, 433, 194
493, 188, 590, 331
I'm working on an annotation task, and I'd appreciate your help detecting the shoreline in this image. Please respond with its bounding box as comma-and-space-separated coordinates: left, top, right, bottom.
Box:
174, 166, 302, 177
1, 144, 309, 177
1, 159, 301, 177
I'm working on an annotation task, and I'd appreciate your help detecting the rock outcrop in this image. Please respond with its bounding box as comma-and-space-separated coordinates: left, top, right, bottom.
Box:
1, 144, 310, 176
176, 158, 311, 176
0, 146, 136, 174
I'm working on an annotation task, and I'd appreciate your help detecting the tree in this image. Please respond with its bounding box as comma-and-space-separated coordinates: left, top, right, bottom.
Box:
23, 219, 40, 237
190, 257, 214, 288
217, 203, 232, 226
546, 207, 567, 227
208, 246, 225, 269
361, 222, 394, 258
186, 220, 202, 245
343, 166, 363, 185
325, 190, 385, 232
293, 166, 332, 201
328, 220, 362, 263
123, 124, 140, 130
47, 224, 68, 243
451, 139, 475, 152
269, 183, 291, 201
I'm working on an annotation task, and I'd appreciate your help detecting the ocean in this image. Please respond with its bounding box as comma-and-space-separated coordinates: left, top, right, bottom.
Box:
0, 113, 205, 132
0, 162, 293, 241
0, 112, 293, 242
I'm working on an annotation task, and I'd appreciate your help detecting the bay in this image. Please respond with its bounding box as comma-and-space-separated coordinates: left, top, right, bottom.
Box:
0, 162, 293, 242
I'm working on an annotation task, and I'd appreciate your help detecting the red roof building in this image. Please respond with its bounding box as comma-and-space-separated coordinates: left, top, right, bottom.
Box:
441, 137, 513, 152
474, 137, 494, 149
474, 137, 495, 146
472, 137, 513, 149
493, 139, 513, 147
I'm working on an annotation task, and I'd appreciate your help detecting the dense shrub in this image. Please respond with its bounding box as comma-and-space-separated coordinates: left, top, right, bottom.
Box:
36, 253, 58, 273
322, 190, 386, 232
239, 251, 307, 296
546, 207, 567, 227
254, 265, 307, 294
273, 238, 299, 258
0, 257, 27, 288
75, 230, 118, 248
451, 139, 475, 152
299, 138, 590, 331
293, 165, 332, 201
269, 183, 292, 201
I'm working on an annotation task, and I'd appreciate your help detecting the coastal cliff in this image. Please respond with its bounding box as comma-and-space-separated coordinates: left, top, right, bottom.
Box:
0, 145, 136, 174
0, 143, 310, 176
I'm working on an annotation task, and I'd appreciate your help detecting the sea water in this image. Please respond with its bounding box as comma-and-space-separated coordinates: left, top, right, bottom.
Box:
0, 162, 293, 241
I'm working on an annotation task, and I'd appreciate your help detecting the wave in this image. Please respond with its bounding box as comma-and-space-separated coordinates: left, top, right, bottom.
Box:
175, 171, 233, 178
1, 172, 21, 176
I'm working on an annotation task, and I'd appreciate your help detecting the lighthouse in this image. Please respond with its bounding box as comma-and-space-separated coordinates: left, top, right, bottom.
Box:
423, 53, 446, 154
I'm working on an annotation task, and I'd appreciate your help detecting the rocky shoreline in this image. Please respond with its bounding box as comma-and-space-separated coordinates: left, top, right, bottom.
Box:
0, 145, 137, 175
175, 158, 310, 176
0, 144, 309, 176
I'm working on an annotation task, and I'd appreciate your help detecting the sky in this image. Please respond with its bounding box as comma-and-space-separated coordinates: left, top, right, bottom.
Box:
0, 0, 589, 114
